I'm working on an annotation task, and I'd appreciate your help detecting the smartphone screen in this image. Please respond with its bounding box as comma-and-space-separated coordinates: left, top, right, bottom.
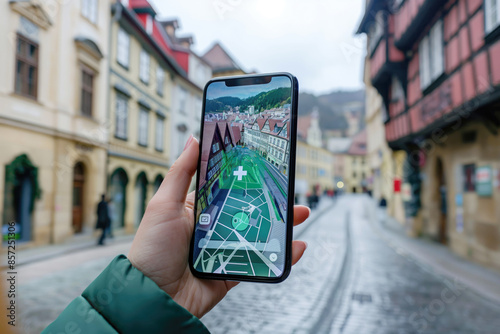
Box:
190, 73, 298, 282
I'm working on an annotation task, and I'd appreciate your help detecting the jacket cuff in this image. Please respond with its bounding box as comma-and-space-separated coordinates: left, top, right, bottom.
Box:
81, 255, 209, 334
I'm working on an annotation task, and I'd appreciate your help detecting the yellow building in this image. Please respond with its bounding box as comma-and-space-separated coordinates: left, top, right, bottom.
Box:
0, 0, 110, 245
341, 130, 370, 194
295, 139, 335, 198
107, 2, 177, 233
363, 57, 407, 222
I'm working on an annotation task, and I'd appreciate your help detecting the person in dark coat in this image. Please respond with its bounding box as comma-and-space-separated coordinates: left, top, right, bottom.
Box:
96, 194, 110, 245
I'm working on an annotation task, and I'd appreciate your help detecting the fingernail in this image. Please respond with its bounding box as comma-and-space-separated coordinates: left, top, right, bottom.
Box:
183, 135, 194, 151
303, 241, 308, 249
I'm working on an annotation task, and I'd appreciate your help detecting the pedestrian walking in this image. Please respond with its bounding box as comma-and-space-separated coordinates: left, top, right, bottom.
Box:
95, 194, 110, 245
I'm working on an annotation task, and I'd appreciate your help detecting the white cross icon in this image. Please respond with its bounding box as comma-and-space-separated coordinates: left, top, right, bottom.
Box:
233, 166, 247, 181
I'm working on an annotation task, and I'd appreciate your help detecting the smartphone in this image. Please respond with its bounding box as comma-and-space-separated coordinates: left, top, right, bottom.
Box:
189, 72, 299, 283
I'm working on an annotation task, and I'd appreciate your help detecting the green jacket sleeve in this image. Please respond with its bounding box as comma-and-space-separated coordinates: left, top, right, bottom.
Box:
42, 255, 210, 334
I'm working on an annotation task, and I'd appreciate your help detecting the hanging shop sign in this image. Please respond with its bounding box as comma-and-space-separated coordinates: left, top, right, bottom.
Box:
476, 166, 493, 197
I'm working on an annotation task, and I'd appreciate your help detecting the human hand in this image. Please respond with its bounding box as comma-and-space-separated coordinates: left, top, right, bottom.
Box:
128, 136, 310, 318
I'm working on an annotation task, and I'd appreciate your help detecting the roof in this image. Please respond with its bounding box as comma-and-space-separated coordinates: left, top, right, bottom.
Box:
230, 126, 242, 146
202, 42, 243, 73
216, 122, 229, 140
347, 130, 367, 155
129, 0, 157, 15
201, 122, 217, 163
255, 116, 270, 131
297, 115, 311, 140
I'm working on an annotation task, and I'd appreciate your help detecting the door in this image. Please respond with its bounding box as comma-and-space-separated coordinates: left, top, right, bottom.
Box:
436, 158, 448, 244
110, 169, 128, 229
15, 173, 33, 241
72, 162, 85, 233
134, 172, 147, 226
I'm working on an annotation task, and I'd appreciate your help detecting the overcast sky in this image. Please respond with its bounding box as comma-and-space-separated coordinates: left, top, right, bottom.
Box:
150, 0, 366, 96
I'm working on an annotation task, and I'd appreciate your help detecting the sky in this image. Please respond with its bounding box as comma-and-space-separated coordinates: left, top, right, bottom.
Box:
150, 0, 366, 96
206, 75, 292, 100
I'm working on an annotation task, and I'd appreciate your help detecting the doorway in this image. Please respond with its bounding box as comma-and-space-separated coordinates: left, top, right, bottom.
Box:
436, 158, 448, 244
110, 168, 128, 229
3, 154, 39, 242
134, 172, 148, 226
72, 162, 85, 233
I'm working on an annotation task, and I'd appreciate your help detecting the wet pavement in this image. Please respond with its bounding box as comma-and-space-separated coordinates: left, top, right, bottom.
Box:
14, 195, 500, 333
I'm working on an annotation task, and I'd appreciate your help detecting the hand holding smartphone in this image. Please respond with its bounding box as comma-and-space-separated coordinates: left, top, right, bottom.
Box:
189, 73, 299, 283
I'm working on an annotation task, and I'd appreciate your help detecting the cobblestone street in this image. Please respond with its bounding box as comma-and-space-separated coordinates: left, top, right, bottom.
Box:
16, 196, 500, 333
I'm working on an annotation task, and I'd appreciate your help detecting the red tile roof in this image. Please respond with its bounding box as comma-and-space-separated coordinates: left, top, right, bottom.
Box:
230, 126, 242, 146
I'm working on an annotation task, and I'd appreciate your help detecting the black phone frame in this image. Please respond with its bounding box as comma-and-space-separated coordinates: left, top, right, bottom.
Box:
188, 72, 299, 283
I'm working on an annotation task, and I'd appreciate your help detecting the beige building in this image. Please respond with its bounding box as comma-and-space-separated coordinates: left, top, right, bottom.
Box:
363, 57, 406, 222
340, 130, 370, 194
107, 2, 179, 233
0, 0, 110, 245
295, 140, 335, 198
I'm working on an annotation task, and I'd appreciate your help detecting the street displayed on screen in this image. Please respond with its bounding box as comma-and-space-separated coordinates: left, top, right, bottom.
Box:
193, 76, 293, 278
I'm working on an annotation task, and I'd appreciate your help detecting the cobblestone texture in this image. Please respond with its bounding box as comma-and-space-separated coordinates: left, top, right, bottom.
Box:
15, 195, 500, 334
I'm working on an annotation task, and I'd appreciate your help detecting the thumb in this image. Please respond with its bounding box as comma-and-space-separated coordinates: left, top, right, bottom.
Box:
157, 135, 199, 205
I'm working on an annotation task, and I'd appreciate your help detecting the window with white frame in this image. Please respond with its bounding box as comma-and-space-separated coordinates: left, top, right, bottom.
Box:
419, 20, 444, 90
391, 76, 405, 101
139, 50, 150, 84
138, 107, 149, 146
155, 116, 164, 151
115, 94, 128, 139
485, 0, 500, 33
195, 97, 202, 119
156, 66, 165, 96
81, 0, 97, 23
117, 28, 130, 68
146, 15, 153, 34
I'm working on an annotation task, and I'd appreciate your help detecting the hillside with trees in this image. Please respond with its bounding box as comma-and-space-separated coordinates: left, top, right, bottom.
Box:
206, 87, 292, 114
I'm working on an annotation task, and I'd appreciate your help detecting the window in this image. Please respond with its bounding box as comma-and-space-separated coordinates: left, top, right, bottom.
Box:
155, 117, 164, 151
178, 87, 187, 113
156, 66, 165, 96
138, 108, 149, 146
463, 164, 476, 192
391, 76, 404, 102
212, 142, 220, 153
117, 28, 130, 67
419, 20, 444, 90
115, 94, 128, 139
81, 67, 94, 117
15, 34, 38, 99
81, 0, 97, 23
368, 11, 385, 53
146, 15, 153, 34
485, 0, 500, 33
195, 97, 202, 119
139, 50, 150, 84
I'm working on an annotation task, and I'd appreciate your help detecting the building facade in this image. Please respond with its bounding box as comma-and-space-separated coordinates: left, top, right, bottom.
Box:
295, 140, 335, 199
362, 47, 406, 222
0, 0, 110, 245
358, 0, 500, 269
340, 130, 371, 194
